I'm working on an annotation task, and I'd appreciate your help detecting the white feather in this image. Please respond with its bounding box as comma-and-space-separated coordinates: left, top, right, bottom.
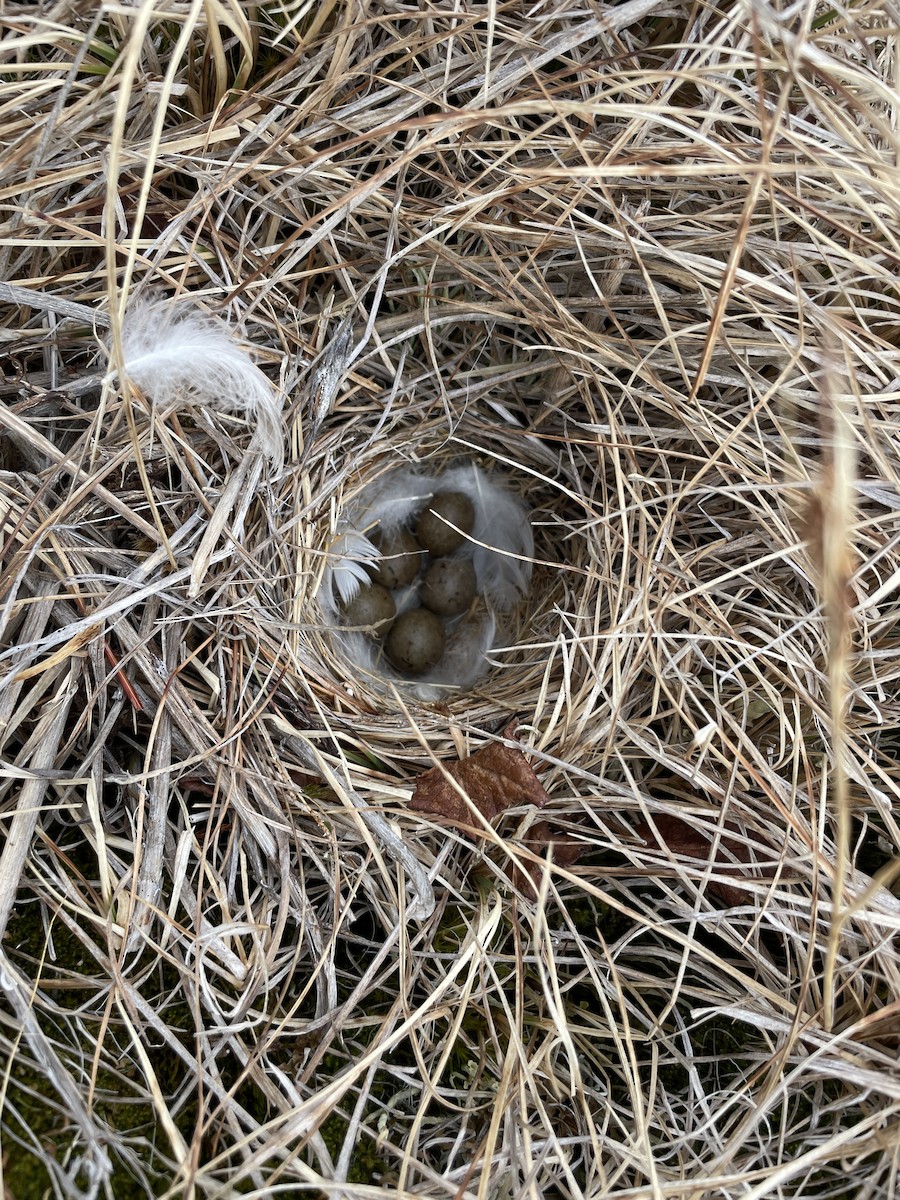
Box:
352, 468, 434, 532
441, 463, 534, 608
323, 530, 381, 612
111, 294, 283, 470
320, 470, 433, 616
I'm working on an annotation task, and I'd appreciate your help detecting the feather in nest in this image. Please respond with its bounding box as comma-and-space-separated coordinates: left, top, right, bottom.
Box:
110, 293, 284, 471
438, 463, 534, 609
319, 462, 533, 695
321, 530, 381, 613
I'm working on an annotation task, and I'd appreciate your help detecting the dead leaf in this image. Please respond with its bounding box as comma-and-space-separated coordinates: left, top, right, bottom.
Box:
631, 813, 755, 907
411, 727, 586, 898
410, 727, 550, 826
510, 820, 584, 898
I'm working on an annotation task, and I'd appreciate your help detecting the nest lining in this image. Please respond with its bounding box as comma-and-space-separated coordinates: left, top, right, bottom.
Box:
317, 460, 531, 697
304, 423, 575, 727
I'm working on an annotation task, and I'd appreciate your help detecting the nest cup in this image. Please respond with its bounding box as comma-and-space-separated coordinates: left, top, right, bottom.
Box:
310, 424, 564, 719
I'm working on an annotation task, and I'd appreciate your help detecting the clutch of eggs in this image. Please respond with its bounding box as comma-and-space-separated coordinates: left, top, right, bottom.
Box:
319, 462, 534, 700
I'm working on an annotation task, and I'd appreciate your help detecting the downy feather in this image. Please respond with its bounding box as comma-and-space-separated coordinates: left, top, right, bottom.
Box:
323, 530, 381, 612
438, 463, 534, 608
352, 468, 434, 532
112, 294, 283, 470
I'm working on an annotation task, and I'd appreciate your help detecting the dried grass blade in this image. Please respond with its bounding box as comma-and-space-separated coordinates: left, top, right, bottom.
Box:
0, 404, 159, 540
125, 732, 172, 953
188, 450, 264, 597
278, 721, 436, 921
0, 947, 113, 1196
818, 365, 858, 1031
0, 667, 75, 939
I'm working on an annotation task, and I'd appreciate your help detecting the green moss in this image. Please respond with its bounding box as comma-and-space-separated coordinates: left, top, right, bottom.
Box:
1, 1047, 176, 1198
318, 1110, 392, 1186
1, 896, 196, 1196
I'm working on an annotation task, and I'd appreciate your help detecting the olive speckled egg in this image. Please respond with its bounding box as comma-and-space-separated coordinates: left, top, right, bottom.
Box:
420, 557, 477, 617
341, 582, 396, 633
415, 491, 475, 556
385, 608, 446, 675
370, 528, 423, 588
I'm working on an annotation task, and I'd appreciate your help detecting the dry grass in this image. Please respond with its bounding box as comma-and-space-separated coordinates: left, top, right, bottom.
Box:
2, 0, 900, 1196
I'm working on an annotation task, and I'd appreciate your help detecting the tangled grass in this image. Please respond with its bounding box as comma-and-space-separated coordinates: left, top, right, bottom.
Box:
2, 0, 900, 1196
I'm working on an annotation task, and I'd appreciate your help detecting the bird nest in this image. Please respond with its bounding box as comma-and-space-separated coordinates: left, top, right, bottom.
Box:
309, 438, 558, 710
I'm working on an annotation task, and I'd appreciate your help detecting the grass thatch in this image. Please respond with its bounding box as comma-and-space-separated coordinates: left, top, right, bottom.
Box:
2, 1, 900, 1196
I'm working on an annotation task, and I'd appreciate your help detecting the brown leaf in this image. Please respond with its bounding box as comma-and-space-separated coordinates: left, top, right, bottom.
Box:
631, 813, 755, 907
511, 820, 584, 898
410, 728, 550, 827
411, 727, 586, 898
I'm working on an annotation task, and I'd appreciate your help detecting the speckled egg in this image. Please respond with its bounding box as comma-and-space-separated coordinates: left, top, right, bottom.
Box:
384, 607, 446, 675
415, 491, 475, 556
341, 582, 396, 633
420, 557, 477, 617
370, 528, 423, 588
